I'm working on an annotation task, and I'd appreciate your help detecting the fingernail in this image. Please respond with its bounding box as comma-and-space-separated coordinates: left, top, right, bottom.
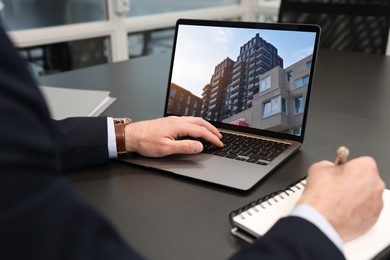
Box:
192, 142, 202, 153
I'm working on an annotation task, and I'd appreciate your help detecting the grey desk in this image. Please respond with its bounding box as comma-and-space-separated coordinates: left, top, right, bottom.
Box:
40, 50, 390, 260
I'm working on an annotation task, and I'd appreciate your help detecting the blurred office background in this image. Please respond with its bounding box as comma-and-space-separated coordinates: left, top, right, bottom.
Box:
1, 0, 389, 76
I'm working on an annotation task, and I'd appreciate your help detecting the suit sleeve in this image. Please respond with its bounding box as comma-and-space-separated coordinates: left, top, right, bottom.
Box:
230, 216, 345, 260
52, 117, 110, 171
0, 24, 143, 260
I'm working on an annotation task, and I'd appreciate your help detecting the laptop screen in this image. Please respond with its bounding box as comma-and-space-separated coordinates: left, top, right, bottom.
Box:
165, 19, 320, 141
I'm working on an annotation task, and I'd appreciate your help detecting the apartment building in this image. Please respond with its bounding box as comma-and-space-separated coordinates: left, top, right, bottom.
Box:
167, 83, 202, 116
222, 55, 312, 135
223, 33, 284, 119
201, 57, 235, 121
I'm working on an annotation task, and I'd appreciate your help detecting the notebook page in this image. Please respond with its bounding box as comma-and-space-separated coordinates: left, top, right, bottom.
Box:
232, 183, 390, 260
232, 180, 306, 237
344, 189, 390, 260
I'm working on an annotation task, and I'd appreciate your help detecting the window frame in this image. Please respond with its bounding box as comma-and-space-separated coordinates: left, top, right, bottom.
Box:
262, 95, 287, 118
7, 0, 282, 64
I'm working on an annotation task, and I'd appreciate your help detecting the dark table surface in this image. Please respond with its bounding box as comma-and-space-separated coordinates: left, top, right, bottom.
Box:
40, 49, 390, 260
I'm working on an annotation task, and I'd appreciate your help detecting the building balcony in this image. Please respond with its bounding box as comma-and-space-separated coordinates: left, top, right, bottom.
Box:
230, 85, 240, 93
261, 113, 290, 132
230, 92, 239, 99
233, 66, 242, 73
232, 72, 241, 79
231, 78, 241, 85
212, 79, 220, 86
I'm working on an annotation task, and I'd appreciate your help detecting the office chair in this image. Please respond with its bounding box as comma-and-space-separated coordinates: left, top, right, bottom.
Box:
278, 0, 390, 55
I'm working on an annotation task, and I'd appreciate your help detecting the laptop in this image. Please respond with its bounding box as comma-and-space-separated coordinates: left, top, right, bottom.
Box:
121, 19, 321, 191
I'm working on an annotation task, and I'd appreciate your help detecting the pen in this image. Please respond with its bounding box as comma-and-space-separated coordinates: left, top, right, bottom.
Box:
335, 146, 350, 165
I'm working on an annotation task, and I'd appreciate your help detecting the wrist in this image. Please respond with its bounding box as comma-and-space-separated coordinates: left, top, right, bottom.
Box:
124, 122, 137, 153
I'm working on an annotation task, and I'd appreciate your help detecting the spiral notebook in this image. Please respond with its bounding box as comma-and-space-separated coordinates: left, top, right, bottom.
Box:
229, 179, 390, 260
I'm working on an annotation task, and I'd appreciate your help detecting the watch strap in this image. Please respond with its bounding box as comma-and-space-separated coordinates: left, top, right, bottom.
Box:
113, 117, 131, 157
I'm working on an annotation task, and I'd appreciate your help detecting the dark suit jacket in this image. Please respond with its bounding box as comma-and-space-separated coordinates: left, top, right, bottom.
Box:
53, 117, 109, 171
0, 24, 344, 260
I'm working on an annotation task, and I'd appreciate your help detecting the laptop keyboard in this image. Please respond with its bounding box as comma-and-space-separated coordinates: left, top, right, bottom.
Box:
187, 132, 291, 166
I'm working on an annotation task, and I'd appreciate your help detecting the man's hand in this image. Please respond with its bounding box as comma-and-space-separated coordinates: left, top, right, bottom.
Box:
124, 116, 223, 157
299, 156, 385, 242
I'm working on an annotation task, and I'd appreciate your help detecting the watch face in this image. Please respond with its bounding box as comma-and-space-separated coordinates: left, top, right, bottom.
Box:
114, 118, 132, 125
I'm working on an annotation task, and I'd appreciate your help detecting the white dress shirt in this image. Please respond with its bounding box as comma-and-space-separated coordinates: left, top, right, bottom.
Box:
107, 117, 118, 158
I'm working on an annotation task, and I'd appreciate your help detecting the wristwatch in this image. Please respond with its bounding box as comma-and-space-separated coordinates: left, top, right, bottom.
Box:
113, 117, 132, 157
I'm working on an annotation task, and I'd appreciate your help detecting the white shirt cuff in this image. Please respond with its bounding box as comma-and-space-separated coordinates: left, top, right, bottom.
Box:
107, 117, 117, 159
290, 204, 344, 253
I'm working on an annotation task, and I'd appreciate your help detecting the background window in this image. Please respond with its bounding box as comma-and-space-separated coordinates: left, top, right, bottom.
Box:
2, 0, 107, 31
19, 37, 109, 77
127, 0, 239, 17
4, 0, 284, 76
128, 28, 175, 58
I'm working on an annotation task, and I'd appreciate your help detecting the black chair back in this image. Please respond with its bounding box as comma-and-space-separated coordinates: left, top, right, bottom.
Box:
278, 0, 390, 54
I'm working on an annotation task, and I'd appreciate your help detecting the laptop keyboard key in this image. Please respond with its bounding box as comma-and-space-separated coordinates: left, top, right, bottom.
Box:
182, 132, 290, 165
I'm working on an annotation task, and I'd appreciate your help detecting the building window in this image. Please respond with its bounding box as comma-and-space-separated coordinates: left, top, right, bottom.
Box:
286, 70, 292, 82
292, 127, 302, 136
262, 95, 286, 118
294, 75, 310, 89
306, 61, 312, 69
168, 99, 174, 111
170, 88, 177, 97
294, 96, 304, 114
259, 75, 271, 92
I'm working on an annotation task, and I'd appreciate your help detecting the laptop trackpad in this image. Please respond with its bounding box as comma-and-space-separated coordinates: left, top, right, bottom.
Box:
130, 153, 220, 170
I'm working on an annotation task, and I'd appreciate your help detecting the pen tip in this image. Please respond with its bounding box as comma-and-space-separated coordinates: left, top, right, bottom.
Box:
337, 146, 350, 158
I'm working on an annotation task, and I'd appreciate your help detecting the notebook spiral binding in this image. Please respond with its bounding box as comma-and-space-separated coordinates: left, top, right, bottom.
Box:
228, 177, 307, 227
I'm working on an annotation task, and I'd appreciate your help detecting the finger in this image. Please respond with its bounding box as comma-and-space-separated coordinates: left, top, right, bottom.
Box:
165, 140, 203, 154
175, 123, 224, 147
179, 117, 222, 139
308, 160, 334, 173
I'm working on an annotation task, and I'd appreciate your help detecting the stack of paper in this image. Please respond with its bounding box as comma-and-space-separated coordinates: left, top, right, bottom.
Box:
39, 85, 116, 120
